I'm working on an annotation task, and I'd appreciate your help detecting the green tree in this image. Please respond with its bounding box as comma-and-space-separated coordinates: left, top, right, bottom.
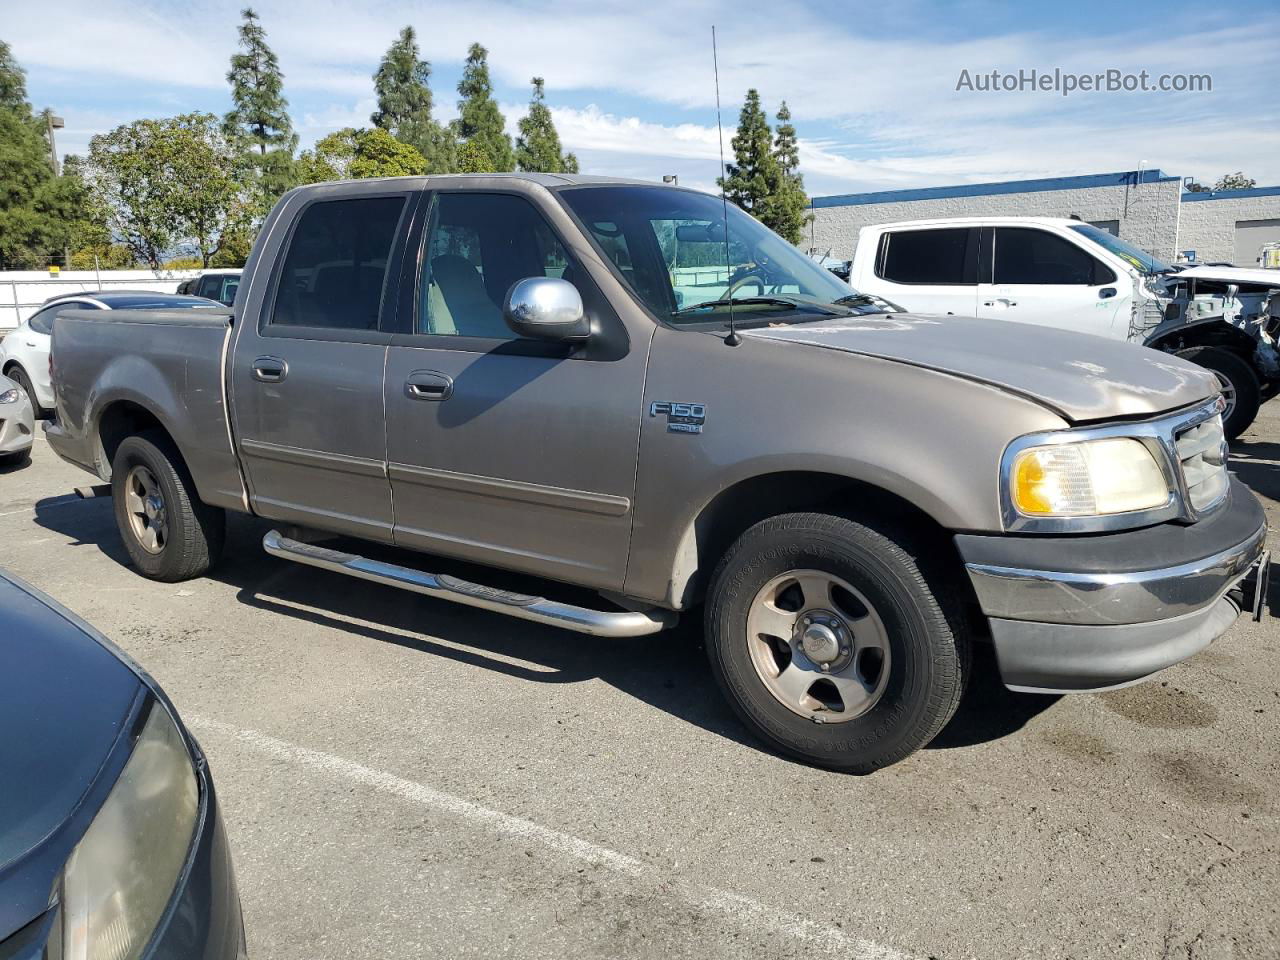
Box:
371, 26, 455, 173
84, 113, 251, 269
1213, 172, 1256, 191
0, 42, 84, 268
296, 127, 427, 183
454, 43, 513, 172
223, 8, 297, 212
515, 77, 578, 173
1, 39, 28, 109
718, 89, 782, 219
766, 101, 810, 245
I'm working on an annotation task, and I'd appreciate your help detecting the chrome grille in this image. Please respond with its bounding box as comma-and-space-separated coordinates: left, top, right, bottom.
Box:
1176, 413, 1229, 513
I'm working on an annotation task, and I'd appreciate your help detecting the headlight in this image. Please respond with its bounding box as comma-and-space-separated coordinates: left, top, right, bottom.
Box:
1008, 437, 1171, 519
61, 702, 199, 960
0, 388, 18, 404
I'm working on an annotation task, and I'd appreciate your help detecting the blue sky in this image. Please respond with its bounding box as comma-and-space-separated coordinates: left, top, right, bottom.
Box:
5, 0, 1277, 197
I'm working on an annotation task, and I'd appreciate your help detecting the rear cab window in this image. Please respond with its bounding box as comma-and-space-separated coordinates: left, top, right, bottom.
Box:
269, 196, 408, 333
876, 228, 978, 285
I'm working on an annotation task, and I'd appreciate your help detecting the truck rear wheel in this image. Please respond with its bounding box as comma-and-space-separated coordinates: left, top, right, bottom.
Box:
704, 513, 968, 773
1176, 346, 1260, 440
111, 431, 225, 582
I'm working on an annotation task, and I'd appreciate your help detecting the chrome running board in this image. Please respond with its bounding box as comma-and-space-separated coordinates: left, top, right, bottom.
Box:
262, 529, 675, 638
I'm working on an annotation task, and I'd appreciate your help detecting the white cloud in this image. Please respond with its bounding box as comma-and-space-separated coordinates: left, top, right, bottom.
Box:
6, 0, 1278, 191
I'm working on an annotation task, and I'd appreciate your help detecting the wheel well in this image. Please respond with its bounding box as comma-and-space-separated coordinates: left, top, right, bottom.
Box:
1148, 320, 1257, 361
97, 401, 168, 475
2, 359, 21, 377
674, 471, 965, 609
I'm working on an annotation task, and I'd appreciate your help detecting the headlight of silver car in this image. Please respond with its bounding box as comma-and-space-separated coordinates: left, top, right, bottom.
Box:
0, 388, 19, 404
1002, 435, 1175, 531
60, 701, 199, 960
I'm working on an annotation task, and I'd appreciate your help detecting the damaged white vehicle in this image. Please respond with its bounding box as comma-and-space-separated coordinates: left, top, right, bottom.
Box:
849, 217, 1280, 438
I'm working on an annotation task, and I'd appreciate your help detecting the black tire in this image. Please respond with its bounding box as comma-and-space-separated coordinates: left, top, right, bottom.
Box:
704, 513, 968, 774
7, 366, 48, 419
1176, 346, 1260, 441
111, 431, 225, 582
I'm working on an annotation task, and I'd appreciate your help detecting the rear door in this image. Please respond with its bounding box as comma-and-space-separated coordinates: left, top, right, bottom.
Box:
381, 187, 648, 591
865, 227, 980, 316
978, 226, 1123, 336
230, 188, 415, 542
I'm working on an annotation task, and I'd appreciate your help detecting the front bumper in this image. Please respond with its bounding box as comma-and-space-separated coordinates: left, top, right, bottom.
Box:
0, 396, 34, 455
957, 478, 1267, 693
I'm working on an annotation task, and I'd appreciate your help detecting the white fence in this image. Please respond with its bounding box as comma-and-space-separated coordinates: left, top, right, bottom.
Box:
1, 269, 201, 331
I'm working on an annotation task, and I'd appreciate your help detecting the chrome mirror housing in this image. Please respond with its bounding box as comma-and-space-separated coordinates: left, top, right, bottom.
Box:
503, 277, 590, 342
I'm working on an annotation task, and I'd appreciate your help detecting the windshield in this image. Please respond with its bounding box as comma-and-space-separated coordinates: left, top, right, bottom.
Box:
559, 186, 871, 327
1069, 224, 1172, 275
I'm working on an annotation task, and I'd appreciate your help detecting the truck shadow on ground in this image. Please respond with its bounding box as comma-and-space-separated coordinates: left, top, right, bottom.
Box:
1228, 441, 1280, 504
37, 498, 1059, 768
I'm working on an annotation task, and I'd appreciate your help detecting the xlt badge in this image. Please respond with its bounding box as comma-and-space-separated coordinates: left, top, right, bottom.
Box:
650, 401, 706, 434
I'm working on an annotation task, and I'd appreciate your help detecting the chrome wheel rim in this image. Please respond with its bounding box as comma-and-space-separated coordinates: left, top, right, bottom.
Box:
1213, 372, 1237, 422
125, 465, 168, 555
746, 569, 891, 723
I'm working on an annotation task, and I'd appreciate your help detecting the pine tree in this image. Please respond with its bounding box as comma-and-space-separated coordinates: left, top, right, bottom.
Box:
454, 43, 513, 173
767, 101, 810, 245
223, 8, 297, 210
371, 26, 455, 173
718, 89, 781, 218
516, 77, 578, 173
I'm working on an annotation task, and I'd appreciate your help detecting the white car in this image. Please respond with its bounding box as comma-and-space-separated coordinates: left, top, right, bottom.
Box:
1, 290, 223, 416
0, 373, 35, 465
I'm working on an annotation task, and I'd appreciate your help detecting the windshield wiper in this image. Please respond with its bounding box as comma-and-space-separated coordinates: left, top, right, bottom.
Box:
672, 295, 839, 317
834, 292, 902, 312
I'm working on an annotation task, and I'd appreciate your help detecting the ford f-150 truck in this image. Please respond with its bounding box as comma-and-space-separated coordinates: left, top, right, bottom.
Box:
45, 175, 1269, 773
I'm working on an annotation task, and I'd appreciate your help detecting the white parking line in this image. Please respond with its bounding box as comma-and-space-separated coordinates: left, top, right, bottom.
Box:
191, 716, 912, 960
0, 493, 83, 518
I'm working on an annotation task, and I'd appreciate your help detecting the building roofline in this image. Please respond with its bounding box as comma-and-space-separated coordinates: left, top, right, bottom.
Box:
810, 169, 1179, 209
1182, 185, 1280, 202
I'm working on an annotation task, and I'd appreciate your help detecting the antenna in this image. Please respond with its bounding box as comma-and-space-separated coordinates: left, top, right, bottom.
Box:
712, 25, 740, 347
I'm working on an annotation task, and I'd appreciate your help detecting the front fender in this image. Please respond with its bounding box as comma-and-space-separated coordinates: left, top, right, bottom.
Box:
621, 326, 1068, 606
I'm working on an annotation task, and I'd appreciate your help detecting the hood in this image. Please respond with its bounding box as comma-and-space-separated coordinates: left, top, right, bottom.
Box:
0, 572, 141, 875
744, 313, 1218, 422
1173, 265, 1280, 288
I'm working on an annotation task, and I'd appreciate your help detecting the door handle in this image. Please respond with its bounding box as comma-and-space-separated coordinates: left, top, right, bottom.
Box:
405, 370, 454, 401
1099, 287, 1118, 299
982, 299, 1017, 307
252, 357, 288, 383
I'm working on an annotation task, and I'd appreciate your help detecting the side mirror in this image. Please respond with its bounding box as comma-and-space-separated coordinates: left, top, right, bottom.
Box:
503, 277, 590, 342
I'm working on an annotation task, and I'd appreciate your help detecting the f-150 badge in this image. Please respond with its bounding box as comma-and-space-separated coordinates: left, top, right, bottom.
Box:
650, 401, 706, 434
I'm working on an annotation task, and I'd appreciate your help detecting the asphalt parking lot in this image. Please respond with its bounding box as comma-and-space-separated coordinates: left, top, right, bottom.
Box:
2, 408, 1279, 960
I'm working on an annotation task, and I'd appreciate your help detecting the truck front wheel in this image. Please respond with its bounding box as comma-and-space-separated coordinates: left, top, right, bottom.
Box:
111, 431, 226, 582
1175, 346, 1260, 440
704, 513, 968, 773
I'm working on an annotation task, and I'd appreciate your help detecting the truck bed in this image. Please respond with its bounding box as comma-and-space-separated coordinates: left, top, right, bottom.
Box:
47, 308, 246, 512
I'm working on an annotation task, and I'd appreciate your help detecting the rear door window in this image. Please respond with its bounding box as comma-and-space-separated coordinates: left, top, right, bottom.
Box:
28, 302, 94, 335
270, 196, 407, 331
877, 228, 978, 285
994, 227, 1114, 285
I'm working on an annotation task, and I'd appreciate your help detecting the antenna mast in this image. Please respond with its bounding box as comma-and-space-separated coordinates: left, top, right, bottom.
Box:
712, 26, 740, 346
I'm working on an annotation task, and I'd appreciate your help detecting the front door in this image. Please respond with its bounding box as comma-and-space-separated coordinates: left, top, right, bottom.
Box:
977, 226, 1126, 336
230, 190, 413, 542
383, 189, 649, 591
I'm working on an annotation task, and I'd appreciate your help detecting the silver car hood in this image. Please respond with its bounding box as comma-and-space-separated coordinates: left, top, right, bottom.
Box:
744, 313, 1218, 422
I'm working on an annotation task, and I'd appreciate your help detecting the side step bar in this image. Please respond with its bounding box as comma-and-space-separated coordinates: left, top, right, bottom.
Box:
262, 530, 675, 638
